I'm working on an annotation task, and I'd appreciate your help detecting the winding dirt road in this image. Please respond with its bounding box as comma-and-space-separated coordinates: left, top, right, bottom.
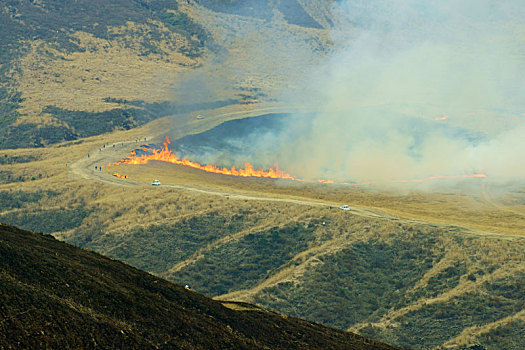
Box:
67, 103, 524, 239
69, 136, 385, 218
69, 135, 525, 240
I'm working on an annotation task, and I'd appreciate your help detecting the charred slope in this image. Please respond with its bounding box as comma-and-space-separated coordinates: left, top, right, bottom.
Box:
0, 223, 398, 350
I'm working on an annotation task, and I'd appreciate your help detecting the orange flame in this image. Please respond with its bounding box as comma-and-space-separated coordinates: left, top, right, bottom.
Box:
434, 115, 449, 121
111, 136, 487, 185
318, 174, 487, 186
112, 137, 297, 180
112, 173, 127, 179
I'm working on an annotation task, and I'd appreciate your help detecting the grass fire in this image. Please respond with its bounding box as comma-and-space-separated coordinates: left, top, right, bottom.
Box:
111, 137, 298, 181
109, 135, 488, 187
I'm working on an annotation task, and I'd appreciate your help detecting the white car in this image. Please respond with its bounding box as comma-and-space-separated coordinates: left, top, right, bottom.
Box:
339, 205, 350, 210
151, 180, 161, 186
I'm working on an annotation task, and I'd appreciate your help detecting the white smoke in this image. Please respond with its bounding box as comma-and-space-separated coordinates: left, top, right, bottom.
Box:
276, 0, 525, 186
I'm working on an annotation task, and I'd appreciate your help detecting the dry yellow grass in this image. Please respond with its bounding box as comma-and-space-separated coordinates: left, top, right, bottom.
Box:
441, 309, 525, 349
105, 158, 525, 237
2, 103, 524, 240
14, 24, 198, 123
2, 5, 522, 348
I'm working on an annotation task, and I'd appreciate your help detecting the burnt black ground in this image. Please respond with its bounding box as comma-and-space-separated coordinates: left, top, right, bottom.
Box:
0, 223, 399, 349
170, 110, 485, 171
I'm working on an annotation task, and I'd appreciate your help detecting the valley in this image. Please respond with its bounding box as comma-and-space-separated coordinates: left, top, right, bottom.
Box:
1, 108, 524, 349
1, 1, 524, 349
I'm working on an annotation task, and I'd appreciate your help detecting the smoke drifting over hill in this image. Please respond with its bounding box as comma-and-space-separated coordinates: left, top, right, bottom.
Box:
167, 1, 524, 188
276, 0, 525, 186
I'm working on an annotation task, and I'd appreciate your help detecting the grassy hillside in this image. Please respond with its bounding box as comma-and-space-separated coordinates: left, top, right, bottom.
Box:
0, 0, 332, 149
0, 117, 523, 349
0, 223, 399, 349
0, 0, 212, 148
0, 2, 523, 349
0, 110, 524, 349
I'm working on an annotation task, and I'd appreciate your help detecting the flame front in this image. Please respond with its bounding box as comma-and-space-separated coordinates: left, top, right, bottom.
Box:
111, 136, 487, 185
112, 173, 127, 179
113, 137, 297, 180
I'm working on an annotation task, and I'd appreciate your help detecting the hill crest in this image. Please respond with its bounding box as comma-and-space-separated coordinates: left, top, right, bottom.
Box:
0, 222, 398, 349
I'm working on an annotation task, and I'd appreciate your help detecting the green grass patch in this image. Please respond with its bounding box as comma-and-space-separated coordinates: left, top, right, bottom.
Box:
170, 223, 318, 296
0, 207, 92, 234
255, 233, 441, 330
78, 212, 248, 275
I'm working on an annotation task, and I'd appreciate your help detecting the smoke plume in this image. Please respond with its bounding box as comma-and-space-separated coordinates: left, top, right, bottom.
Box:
167, 1, 524, 189
275, 0, 525, 187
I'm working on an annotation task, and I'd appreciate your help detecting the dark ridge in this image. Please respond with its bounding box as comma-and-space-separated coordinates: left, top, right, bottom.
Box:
0, 98, 238, 149
277, 0, 323, 29
0, 223, 400, 349
196, 0, 323, 28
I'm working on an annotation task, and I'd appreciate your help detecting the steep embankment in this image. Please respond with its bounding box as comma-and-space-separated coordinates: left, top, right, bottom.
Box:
0, 223, 398, 349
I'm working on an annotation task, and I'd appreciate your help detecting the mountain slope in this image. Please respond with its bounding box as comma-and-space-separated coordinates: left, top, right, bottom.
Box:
1, 136, 523, 349
0, 0, 333, 149
0, 223, 398, 349
0, 0, 209, 148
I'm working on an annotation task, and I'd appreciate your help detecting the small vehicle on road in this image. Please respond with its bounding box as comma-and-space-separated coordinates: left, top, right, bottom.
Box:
339, 205, 350, 211
152, 179, 161, 186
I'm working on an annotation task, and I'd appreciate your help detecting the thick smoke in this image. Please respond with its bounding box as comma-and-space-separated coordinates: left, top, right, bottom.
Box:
275, 0, 525, 186
168, 1, 524, 188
